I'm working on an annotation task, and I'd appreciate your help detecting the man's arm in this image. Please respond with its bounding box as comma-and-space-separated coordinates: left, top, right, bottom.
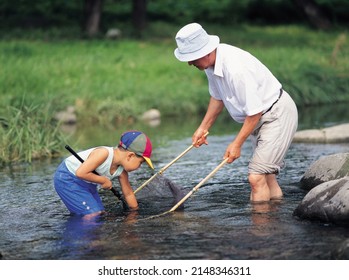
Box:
192, 97, 224, 147
224, 112, 262, 163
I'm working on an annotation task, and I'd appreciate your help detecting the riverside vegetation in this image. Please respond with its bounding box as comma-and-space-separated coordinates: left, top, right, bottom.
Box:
0, 23, 348, 164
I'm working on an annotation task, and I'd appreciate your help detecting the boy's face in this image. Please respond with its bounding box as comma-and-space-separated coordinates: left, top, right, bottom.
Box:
123, 152, 145, 172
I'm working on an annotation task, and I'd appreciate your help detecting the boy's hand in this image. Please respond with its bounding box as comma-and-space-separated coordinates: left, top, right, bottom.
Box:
101, 178, 112, 190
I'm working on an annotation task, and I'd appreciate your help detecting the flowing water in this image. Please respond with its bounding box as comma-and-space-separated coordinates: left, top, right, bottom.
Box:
1, 106, 349, 260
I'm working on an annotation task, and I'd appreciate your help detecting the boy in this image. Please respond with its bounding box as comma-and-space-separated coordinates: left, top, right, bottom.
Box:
54, 130, 153, 219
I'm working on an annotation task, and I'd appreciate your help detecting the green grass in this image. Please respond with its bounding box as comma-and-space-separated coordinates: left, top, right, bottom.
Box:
0, 23, 348, 162
0, 102, 67, 164
1, 24, 348, 114
0, 39, 209, 118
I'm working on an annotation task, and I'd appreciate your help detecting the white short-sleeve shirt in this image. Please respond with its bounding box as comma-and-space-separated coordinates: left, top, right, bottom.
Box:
205, 44, 282, 123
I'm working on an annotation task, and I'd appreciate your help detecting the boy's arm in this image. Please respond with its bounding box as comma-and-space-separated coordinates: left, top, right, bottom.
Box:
75, 147, 112, 189
118, 171, 139, 210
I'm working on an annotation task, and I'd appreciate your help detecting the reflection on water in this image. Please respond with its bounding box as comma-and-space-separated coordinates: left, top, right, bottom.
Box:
1, 105, 349, 260
250, 201, 281, 236
66, 104, 349, 149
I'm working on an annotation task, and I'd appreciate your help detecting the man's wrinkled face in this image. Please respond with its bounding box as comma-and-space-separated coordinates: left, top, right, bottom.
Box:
188, 54, 211, 70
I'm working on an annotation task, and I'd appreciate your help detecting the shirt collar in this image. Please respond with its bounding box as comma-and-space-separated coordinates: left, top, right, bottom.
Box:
113, 165, 124, 177
213, 44, 223, 77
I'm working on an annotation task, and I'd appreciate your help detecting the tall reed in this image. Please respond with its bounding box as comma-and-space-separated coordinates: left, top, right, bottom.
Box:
0, 103, 67, 164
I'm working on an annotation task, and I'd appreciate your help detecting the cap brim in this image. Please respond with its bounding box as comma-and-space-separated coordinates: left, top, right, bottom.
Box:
143, 157, 154, 169
174, 35, 220, 62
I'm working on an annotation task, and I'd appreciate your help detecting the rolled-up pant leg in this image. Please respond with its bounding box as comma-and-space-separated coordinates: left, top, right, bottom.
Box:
248, 91, 298, 175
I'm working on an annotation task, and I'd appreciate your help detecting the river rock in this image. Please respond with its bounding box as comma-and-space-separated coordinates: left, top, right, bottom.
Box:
300, 153, 349, 191
54, 106, 77, 124
141, 108, 160, 120
293, 123, 349, 143
106, 28, 122, 39
141, 109, 161, 127
293, 177, 349, 225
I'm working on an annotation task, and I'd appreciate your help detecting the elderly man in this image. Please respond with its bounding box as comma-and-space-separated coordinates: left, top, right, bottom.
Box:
174, 23, 298, 202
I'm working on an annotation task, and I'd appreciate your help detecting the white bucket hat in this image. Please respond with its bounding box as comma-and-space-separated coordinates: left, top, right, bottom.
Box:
174, 23, 220, 62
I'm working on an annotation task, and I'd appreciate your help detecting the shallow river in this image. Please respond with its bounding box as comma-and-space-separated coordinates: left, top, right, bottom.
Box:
1, 131, 349, 260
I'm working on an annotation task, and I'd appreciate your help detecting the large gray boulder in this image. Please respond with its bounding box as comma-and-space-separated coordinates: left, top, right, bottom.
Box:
293, 177, 349, 225
293, 123, 349, 143
295, 153, 349, 225
300, 153, 349, 191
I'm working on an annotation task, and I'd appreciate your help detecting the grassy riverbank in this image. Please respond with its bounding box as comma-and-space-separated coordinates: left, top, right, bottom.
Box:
0, 23, 348, 163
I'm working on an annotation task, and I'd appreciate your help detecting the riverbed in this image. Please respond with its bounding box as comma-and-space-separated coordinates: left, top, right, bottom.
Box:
1, 131, 349, 260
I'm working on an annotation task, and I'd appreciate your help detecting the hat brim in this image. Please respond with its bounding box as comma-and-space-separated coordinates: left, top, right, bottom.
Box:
143, 156, 154, 169
174, 35, 220, 62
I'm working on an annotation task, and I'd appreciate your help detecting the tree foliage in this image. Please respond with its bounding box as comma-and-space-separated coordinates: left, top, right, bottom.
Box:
0, 0, 348, 35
